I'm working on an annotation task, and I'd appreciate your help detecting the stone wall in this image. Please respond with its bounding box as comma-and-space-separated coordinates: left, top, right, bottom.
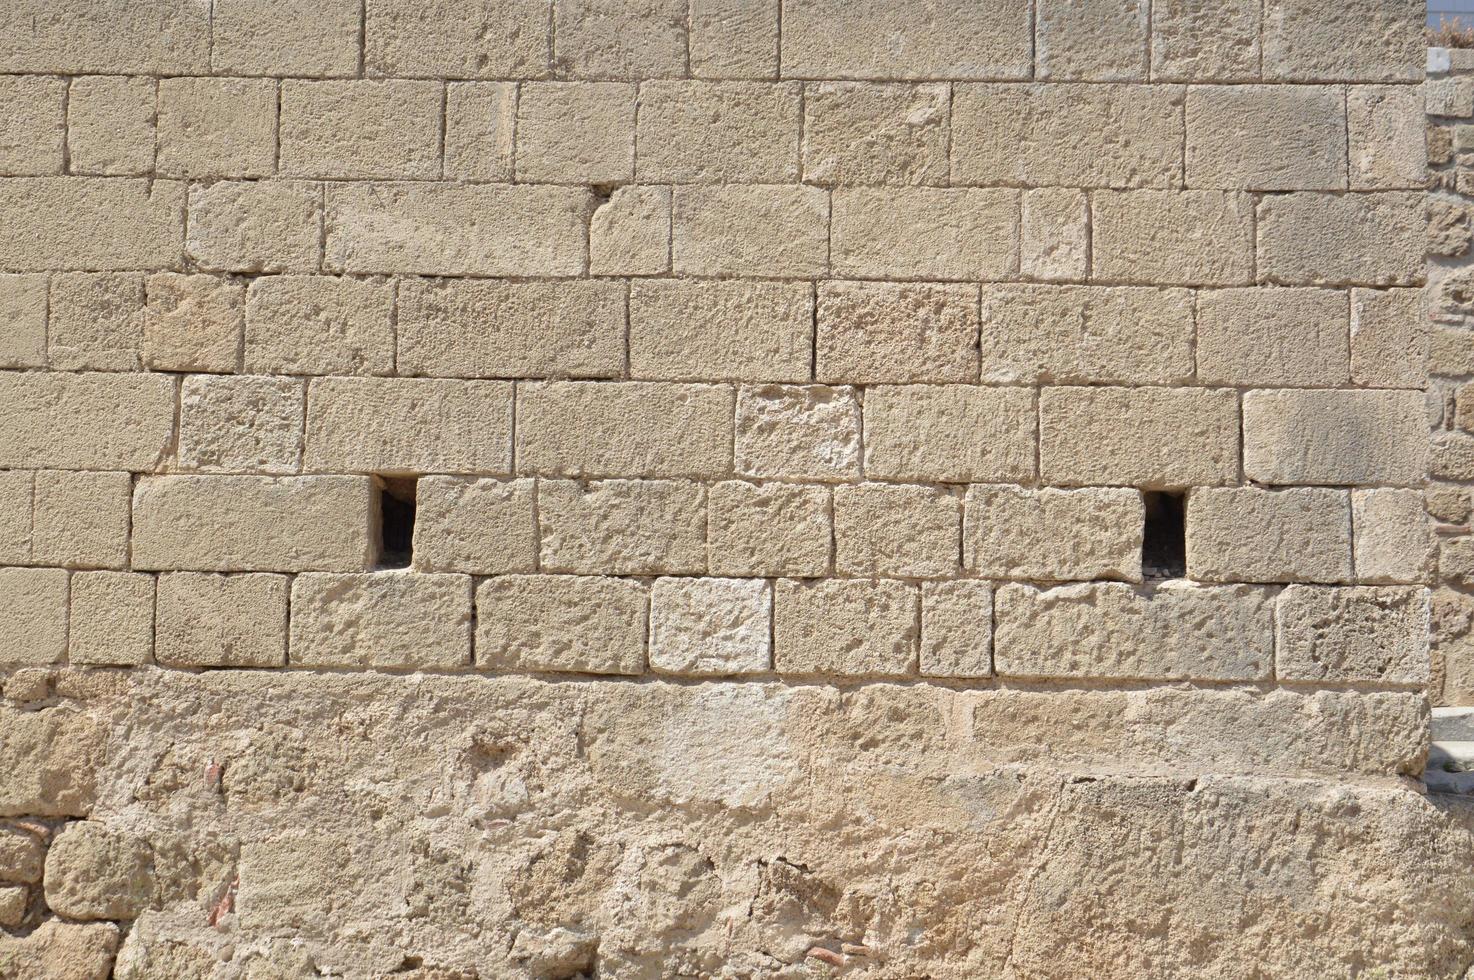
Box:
0, 2, 1464, 978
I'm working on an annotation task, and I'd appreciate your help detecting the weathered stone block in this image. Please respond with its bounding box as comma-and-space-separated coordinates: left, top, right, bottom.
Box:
539, 479, 706, 575
553, 0, 686, 78
1036, 0, 1148, 81
0, 274, 47, 368
516, 82, 636, 183
965, 486, 1143, 582
1242, 389, 1426, 486
831, 187, 1017, 280
834, 483, 960, 578
637, 81, 800, 182
280, 80, 444, 179
1350, 288, 1424, 388
44, 823, 154, 921
155, 572, 289, 667
1348, 86, 1426, 190
863, 385, 1036, 484
444, 82, 516, 180
0, 178, 185, 272
0, 824, 44, 883
413, 477, 537, 575
0, 76, 64, 176
1429, 77, 1474, 117
1196, 288, 1349, 386
1262, 0, 1421, 82
630, 280, 812, 382
0, 371, 175, 471
156, 77, 278, 178
1276, 585, 1429, 684
290, 571, 472, 669
690, 0, 779, 79
802, 82, 949, 186
1186, 487, 1352, 584
47, 271, 145, 371
1354, 489, 1435, 585
69, 571, 154, 667
590, 187, 671, 276
1151, 0, 1260, 81
476, 575, 648, 675
364, 0, 548, 78
66, 76, 156, 177
773, 579, 918, 677
179, 375, 304, 474
650, 577, 771, 676
187, 180, 322, 274
734, 384, 860, 482
671, 184, 828, 277
1257, 192, 1423, 286
0, 0, 210, 74
1092, 190, 1254, 286
1185, 85, 1346, 190
32, 470, 131, 569
212, 0, 361, 76
817, 281, 980, 383
246, 275, 395, 376
707, 481, 832, 577
920, 581, 993, 678
1021, 189, 1090, 281
0, 568, 67, 667
144, 273, 245, 373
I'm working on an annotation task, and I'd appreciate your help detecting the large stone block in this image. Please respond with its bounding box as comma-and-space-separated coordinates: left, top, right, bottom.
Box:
280, 80, 444, 179
863, 385, 1036, 483
245, 275, 394, 377
0, 702, 103, 816
187, 180, 321, 274
212, 0, 361, 76
0, 275, 46, 368
734, 384, 861, 482
590, 186, 670, 276
1185, 85, 1346, 190
47, 271, 145, 371
553, 0, 686, 78
707, 481, 832, 577
0, 0, 210, 73
1257, 192, 1423, 286
802, 82, 949, 186
834, 483, 961, 578
817, 281, 980, 382
1092, 190, 1254, 286
476, 575, 648, 675
1348, 85, 1426, 190
413, 477, 537, 575
32, 470, 131, 569
831, 187, 1017, 280
0, 371, 175, 471
1196, 288, 1349, 386
0, 568, 68, 667
1242, 389, 1426, 486
650, 577, 772, 676
539, 479, 706, 575
0, 177, 184, 272
145, 273, 246, 374
1186, 487, 1353, 583
44, 824, 154, 921
1036, 0, 1148, 80
516, 82, 637, 183
1151, 0, 1260, 82
364, 0, 549, 78
290, 571, 472, 669
444, 82, 516, 180
1351, 288, 1426, 388
630, 280, 812, 382
1262, 0, 1422, 82
1353, 489, 1435, 585
156, 77, 277, 178
1276, 585, 1429, 684
0, 76, 65, 176
773, 578, 918, 677
920, 581, 994, 678
965, 486, 1143, 582
179, 375, 304, 474
636, 81, 800, 182
67, 76, 156, 177
155, 572, 289, 668
671, 184, 828, 277
69, 571, 154, 667
690, 0, 779, 79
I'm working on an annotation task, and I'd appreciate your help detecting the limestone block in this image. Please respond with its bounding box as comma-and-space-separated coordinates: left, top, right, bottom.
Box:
1036, 0, 1148, 81
0, 568, 67, 667
156, 572, 288, 668
953, 83, 1182, 189
539, 479, 706, 575
831, 187, 1017, 280
476, 575, 648, 675
32, 470, 130, 569
707, 481, 831, 577
1428, 77, 1474, 117
802, 82, 949, 186
1276, 585, 1429, 683
246, 275, 395, 376
0, 919, 119, 980
44, 824, 154, 921
179, 375, 304, 474
734, 384, 860, 482
1427, 484, 1470, 525
280, 80, 443, 179
1242, 389, 1426, 486
516, 83, 636, 183
1349, 290, 1425, 389
364, 0, 549, 78
0, 884, 23, 927
0, 371, 175, 471
1428, 197, 1471, 257
630, 280, 812, 382
516, 381, 733, 479
1257, 192, 1423, 286
1150, 0, 1260, 81
1432, 329, 1474, 380
398, 278, 624, 379
212, 0, 361, 76
994, 582, 1273, 681
650, 577, 771, 675
920, 581, 993, 678
1040, 386, 1240, 487
1196, 288, 1349, 386
1092, 191, 1253, 286
413, 477, 535, 575
834, 483, 960, 578
637, 81, 800, 182
325, 182, 589, 277
0, 0, 209, 73
1348, 86, 1426, 190
444, 82, 516, 181
590, 187, 671, 276
187, 180, 322, 274
1185, 85, 1346, 191
0, 76, 64, 176
1262, 0, 1421, 82
1353, 489, 1435, 585
0, 701, 102, 816
773, 579, 918, 677
690, 0, 779, 79
0, 274, 46, 368
132, 475, 375, 572
0, 177, 184, 271
156, 77, 277, 178
964, 486, 1143, 583
1021, 189, 1089, 281
66, 76, 156, 176
780, 0, 1030, 80
69, 572, 154, 667
979, 284, 1193, 384
1433, 432, 1474, 483
290, 571, 472, 669
47, 272, 145, 371
144, 273, 245, 373
671, 184, 827, 277
0, 824, 43, 883
0, 471, 31, 564
305, 377, 512, 475
553, 0, 686, 79
863, 385, 1037, 483
1186, 487, 1352, 584
817, 280, 979, 383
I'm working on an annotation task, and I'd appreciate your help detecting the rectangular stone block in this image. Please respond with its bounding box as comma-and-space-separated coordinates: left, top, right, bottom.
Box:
0, 371, 175, 471
516, 82, 636, 183
179, 375, 304, 474
305, 377, 512, 475
155, 572, 288, 668
671, 185, 828, 278
1354, 489, 1435, 585
516, 381, 733, 479
1092, 191, 1253, 286
817, 281, 979, 383
1021, 188, 1089, 282
476, 575, 647, 675
978, 284, 1193, 385
245, 275, 394, 376
953, 84, 1182, 189
31, 470, 130, 569
398, 279, 624, 380
1262, 0, 1421, 82
156, 77, 278, 178
734, 384, 861, 482
629, 280, 812, 382
145, 273, 246, 374
412, 477, 537, 575
1242, 389, 1426, 486
1348, 86, 1425, 191
186, 181, 322, 274
1429, 77, 1474, 117
964, 486, 1143, 582
834, 483, 960, 578
1151, 0, 1260, 82
1036, 0, 1147, 80
364, 0, 549, 79
590, 186, 670, 276
920, 581, 993, 679
650, 577, 771, 676
1186, 487, 1352, 584
1196, 288, 1349, 387
780, 0, 1030, 80
773, 579, 918, 677
690, 0, 779, 79
0, 471, 32, 564
325, 183, 588, 277
1257, 192, 1423, 286
802, 82, 949, 186
1351, 288, 1426, 388
280, 80, 444, 179
0, 274, 46, 368
290, 571, 472, 669
863, 385, 1036, 484
67, 76, 156, 177
0, 76, 65, 176
553, 0, 686, 79
132, 476, 374, 572
0, 178, 184, 271
994, 582, 1273, 681
1185, 85, 1346, 191
831, 187, 1017, 280
539, 479, 706, 575
444, 82, 516, 181
1040, 386, 1240, 487
0, 0, 210, 74
212, 0, 362, 77
1276, 585, 1429, 683
0, 568, 67, 667
69, 572, 154, 667
707, 480, 831, 577
47, 272, 145, 371
636, 81, 799, 182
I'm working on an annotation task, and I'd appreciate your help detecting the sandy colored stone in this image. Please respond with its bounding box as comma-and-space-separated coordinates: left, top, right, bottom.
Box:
516, 82, 636, 183
0, 177, 184, 272
280, 80, 443, 180
1354, 489, 1435, 585
0, 883, 25, 927
1262, 0, 1421, 82
671, 184, 828, 277
650, 577, 771, 676
707, 481, 831, 577
802, 82, 948, 186
156, 77, 277, 178
0, 0, 209, 73
831, 187, 1017, 280
413, 477, 536, 575
1186, 487, 1352, 584
965, 486, 1143, 583
734, 384, 860, 482
590, 186, 671, 276
144, 273, 245, 373
0, 825, 43, 883
66, 75, 155, 177
179, 375, 304, 474
774, 579, 918, 677
444, 82, 516, 180
834, 483, 960, 578
1429, 77, 1474, 117
187, 180, 321, 274
1036, 0, 1147, 80
1257, 191, 1423, 286
1196, 287, 1349, 387
0, 471, 29, 567
1242, 389, 1426, 486
212, 0, 361, 76
0, 75, 64, 176
1151, 0, 1260, 81
690, 0, 778, 79
630, 280, 811, 382
47, 271, 145, 371
920, 581, 993, 678
637, 81, 800, 182
553, 0, 686, 79
863, 384, 1036, 484
0, 274, 46, 368
244, 275, 393, 376
305, 377, 512, 475
32, 470, 130, 569
364, 0, 549, 78
1277, 585, 1429, 684
817, 280, 979, 383
1348, 85, 1425, 190
69, 572, 154, 667
132, 475, 374, 572
1093, 190, 1254, 286
476, 575, 648, 674
156, 572, 288, 668
1021, 189, 1089, 281
0, 371, 175, 471
0, 568, 67, 667
0, 700, 102, 816
539, 479, 706, 575
44, 823, 154, 921
290, 571, 472, 669
0, 918, 119, 980
780, 0, 1030, 79
1185, 85, 1346, 191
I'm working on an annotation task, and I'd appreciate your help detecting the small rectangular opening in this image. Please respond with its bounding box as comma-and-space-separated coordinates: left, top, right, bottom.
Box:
1141, 490, 1186, 580
375, 475, 418, 569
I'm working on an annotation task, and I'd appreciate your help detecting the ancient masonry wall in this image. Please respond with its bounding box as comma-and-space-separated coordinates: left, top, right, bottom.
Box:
0, 2, 1463, 978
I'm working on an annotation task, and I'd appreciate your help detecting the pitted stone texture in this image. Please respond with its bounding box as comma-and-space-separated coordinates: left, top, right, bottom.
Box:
834, 483, 960, 578
735, 384, 860, 482
280, 80, 444, 180
156, 77, 277, 179
690, 0, 779, 79
553, 0, 687, 79
213, 0, 362, 76
650, 577, 772, 676
0, 919, 119, 980
69, 572, 154, 667
0, 76, 65, 176
516, 82, 637, 183
1186, 487, 1352, 584
0, 0, 210, 74
1351, 288, 1426, 388
965, 486, 1143, 583
476, 575, 648, 675
590, 186, 671, 276
364, 0, 549, 79
671, 184, 828, 277
539, 479, 707, 576
67, 76, 156, 177
831, 188, 1017, 280
1257, 192, 1424, 286
817, 281, 980, 383
290, 571, 473, 669
1196, 288, 1350, 386
707, 481, 832, 577
32, 469, 130, 569
0, 825, 43, 883
44, 823, 154, 921
774, 578, 918, 677
0, 568, 68, 667
1185, 85, 1346, 191
1348, 85, 1426, 190
1092, 190, 1254, 286
0, 699, 103, 817
0, 177, 185, 272
1276, 585, 1430, 684
244, 275, 394, 377
413, 477, 537, 575
180, 375, 304, 474
920, 580, 993, 678
187, 180, 321, 274
1262, 0, 1422, 82
1021, 189, 1090, 281
864, 385, 1036, 484
1151, 0, 1260, 81
1242, 389, 1426, 487
1036, 0, 1148, 81
802, 82, 949, 186
637, 81, 800, 183
444, 82, 516, 180
145, 273, 245, 374
48, 271, 144, 372
0, 274, 47, 368
156, 572, 289, 668
630, 280, 812, 382
1353, 489, 1435, 585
